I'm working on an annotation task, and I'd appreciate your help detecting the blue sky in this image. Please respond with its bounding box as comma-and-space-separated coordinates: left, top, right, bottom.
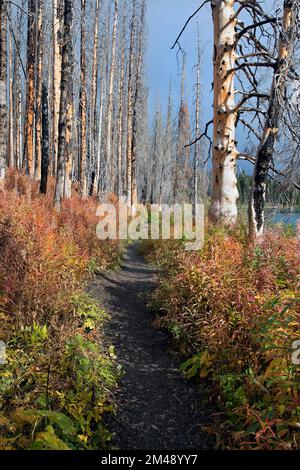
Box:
146, 0, 213, 124
146, 0, 276, 175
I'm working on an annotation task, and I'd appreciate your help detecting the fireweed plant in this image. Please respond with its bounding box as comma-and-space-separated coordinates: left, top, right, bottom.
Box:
0, 171, 122, 450
143, 224, 300, 449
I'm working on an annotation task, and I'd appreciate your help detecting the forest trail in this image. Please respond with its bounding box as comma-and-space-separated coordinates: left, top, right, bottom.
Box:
89, 243, 212, 450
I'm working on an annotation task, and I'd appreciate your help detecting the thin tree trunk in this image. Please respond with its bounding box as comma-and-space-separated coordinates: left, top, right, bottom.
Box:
96, 77, 104, 197
106, 0, 119, 191
126, 0, 136, 205
13, 9, 22, 170
89, 0, 100, 196
54, 0, 73, 210
35, 0, 44, 180
52, 0, 63, 177
209, 0, 239, 224
64, 93, 73, 198
249, 0, 296, 240
194, 33, 201, 212
0, 0, 8, 187
40, 83, 49, 194
8, 4, 14, 169
117, 2, 127, 198
24, 0, 37, 177
79, 0, 88, 197
131, 0, 145, 206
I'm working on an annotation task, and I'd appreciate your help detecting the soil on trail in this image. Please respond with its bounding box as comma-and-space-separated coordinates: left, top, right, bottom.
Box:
89, 243, 212, 450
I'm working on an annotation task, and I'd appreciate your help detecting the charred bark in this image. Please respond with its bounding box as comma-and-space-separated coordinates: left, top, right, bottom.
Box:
54, 0, 73, 210
40, 84, 49, 195
249, 0, 296, 239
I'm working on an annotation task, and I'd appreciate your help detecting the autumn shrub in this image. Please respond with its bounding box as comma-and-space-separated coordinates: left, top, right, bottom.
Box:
143, 224, 300, 449
0, 172, 122, 449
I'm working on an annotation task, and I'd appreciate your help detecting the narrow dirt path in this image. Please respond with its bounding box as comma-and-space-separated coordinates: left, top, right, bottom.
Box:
89, 243, 212, 450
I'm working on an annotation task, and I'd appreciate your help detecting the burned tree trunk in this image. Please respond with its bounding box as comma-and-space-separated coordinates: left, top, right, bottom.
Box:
131, 0, 146, 206
35, 0, 44, 180
24, 0, 37, 177
117, 2, 127, 198
52, 0, 63, 178
40, 84, 49, 195
126, 0, 136, 205
89, 0, 100, 197
63, 94, 73, 199
79, 0, 88, 198
54, 0, 73, 210
0, 0, 7, 187
8, 4, 14, 169
209, 0, 239, 224
106, 0, 119, 191
249, 0, 297, 239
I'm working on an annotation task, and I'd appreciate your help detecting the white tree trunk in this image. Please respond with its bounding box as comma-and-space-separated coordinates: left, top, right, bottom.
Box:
209, 0, 239, 224
0, 0, 7, 187
52, 0, 62, 177
106, 0, 118, 193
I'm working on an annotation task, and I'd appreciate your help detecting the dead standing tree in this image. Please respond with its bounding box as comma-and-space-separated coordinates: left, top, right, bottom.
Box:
79, 0, 88, 198
172, 0, 281, 226
24, 0, 37, 177
131, 0, 146, 206
54, 0, 73, 210
0, 0, 7, 188
249, 0, 299, 239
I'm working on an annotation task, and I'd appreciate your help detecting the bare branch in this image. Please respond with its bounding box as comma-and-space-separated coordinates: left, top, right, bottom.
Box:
171, 0, 210, 50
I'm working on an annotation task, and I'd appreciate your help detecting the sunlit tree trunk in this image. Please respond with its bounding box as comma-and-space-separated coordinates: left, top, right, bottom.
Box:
106, 0, 119, 191
0, 0, 7, 188
89, 0, 100, 196
193, 33, 201, 212
131, 0, 146, 206
35, 0, 44, 180
52, 0, 62, 177
209, 0, 239, 224
79, 0, 88, 198
63, 97, 73, 199
8, 4, 14, 169
126, 0, 136, 205
117, 2, 126, 198
249, 0, 296, 240
24, 0, 37, 177
13, 11, 22, 170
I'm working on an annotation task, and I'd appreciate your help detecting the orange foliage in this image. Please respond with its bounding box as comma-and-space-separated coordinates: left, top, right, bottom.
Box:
0, 170, 120, 334
145, 225, 300, 449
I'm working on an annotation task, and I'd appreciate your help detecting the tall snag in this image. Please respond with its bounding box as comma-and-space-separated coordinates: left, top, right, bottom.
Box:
0, 0, 7, 187
106, 0, 119, 192
126, 0, 137, 206
54, 0, 73, 210
131, 0, 146, 206
79, 0, 88, 198
35, 0, 44, 180
209, 0, 239, 224
24, 0, 37, 177
249, 0, 297, 240
40, 83, 49, 195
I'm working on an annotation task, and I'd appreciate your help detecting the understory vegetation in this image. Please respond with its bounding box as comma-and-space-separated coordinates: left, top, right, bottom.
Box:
143, 225, 300, 450
0, 172, 122, 450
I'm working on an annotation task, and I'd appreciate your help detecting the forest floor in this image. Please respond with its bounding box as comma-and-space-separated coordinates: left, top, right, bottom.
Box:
89, 243, 213, 450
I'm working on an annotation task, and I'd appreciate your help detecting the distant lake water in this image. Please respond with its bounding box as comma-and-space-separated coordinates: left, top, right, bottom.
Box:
265, 209, 300, 227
